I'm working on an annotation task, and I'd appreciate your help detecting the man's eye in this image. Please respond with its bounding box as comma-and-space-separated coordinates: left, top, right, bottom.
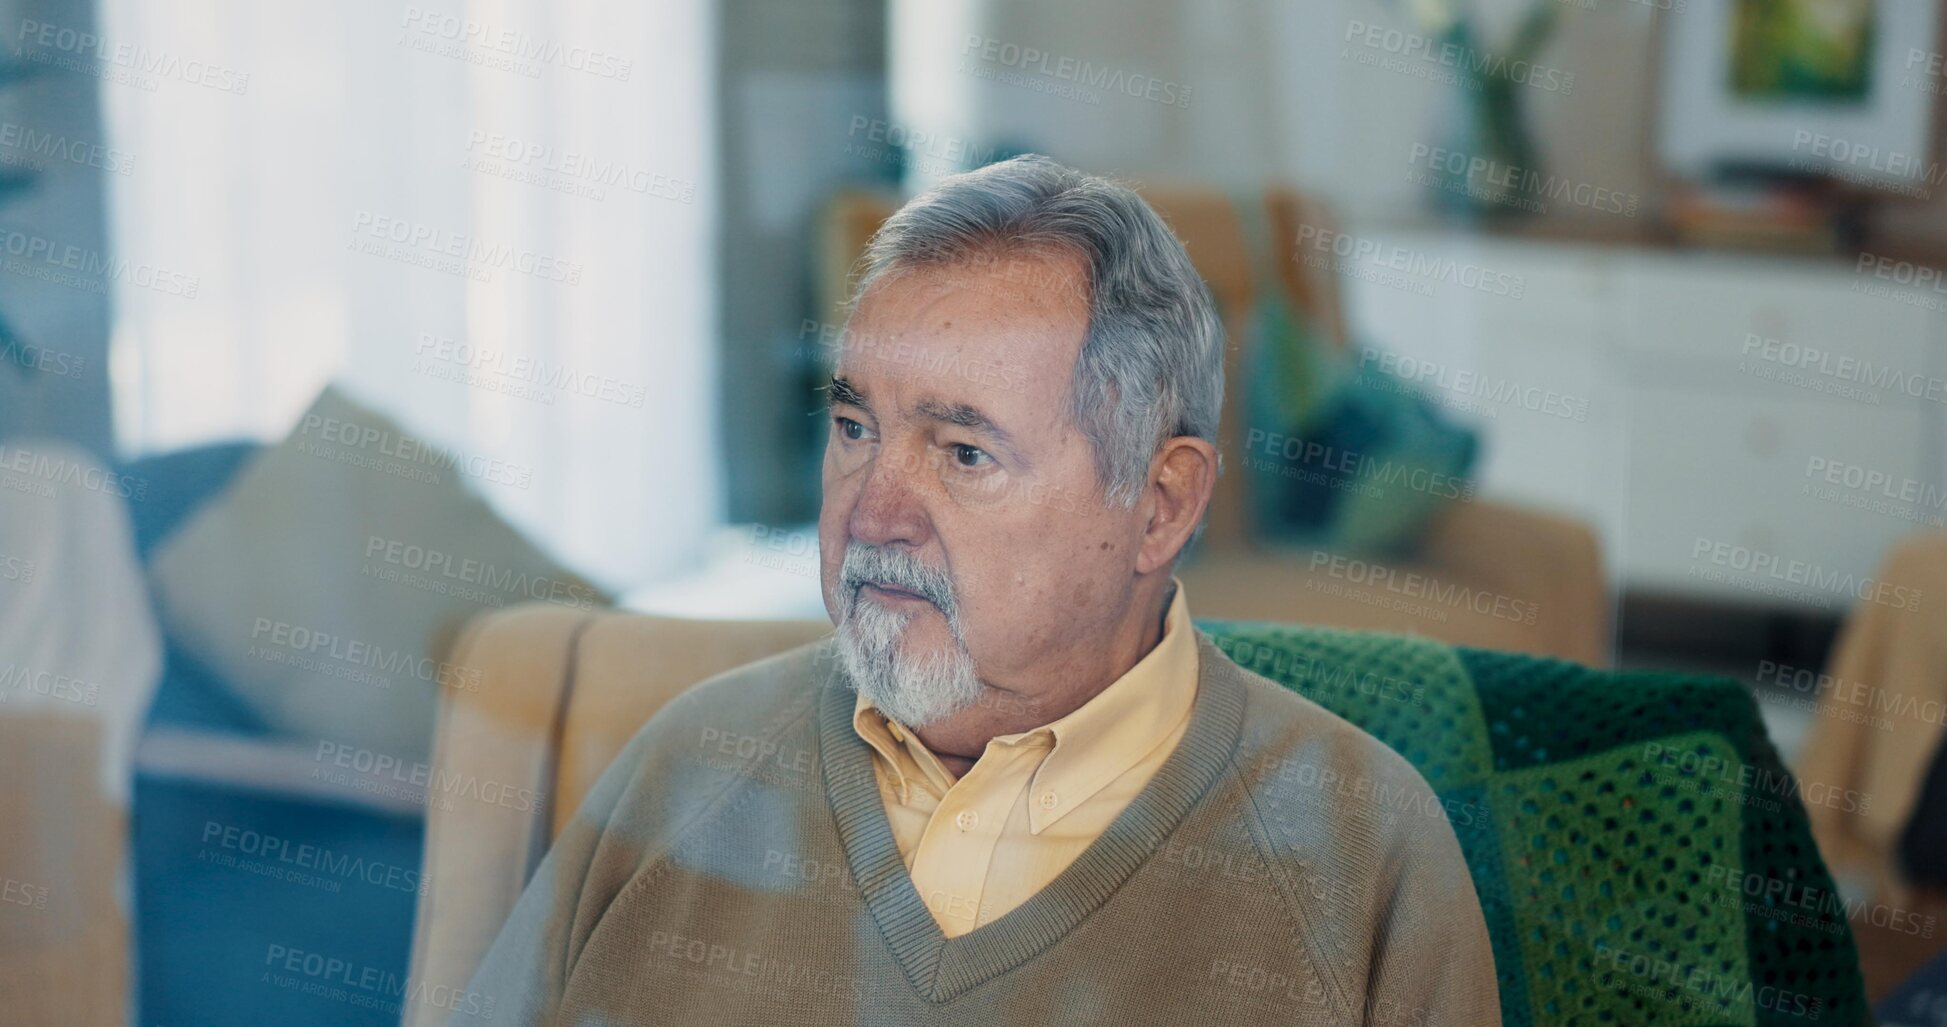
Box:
949, 443, 991, 468
834, 416, 870, 441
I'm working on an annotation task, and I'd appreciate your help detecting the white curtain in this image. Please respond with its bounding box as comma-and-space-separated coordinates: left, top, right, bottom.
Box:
95, 0, 720, 589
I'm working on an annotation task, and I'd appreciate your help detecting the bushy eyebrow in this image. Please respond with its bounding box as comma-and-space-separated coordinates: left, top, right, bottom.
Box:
827, 374, 868, 411
913, 396, 1019, 457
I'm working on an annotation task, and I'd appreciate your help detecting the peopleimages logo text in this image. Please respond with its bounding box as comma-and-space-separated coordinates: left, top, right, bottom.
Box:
1690, 537, 1922, 611
250, 618, 481, 691
961, 35, 1192, 108
1742, 331, 1947, 402
316, 741, 544, 815
297, 411, 533, 488
363, 536, 598, 608
15, 18, 249, 93
1297, 225, 1526, 298
1343, 20, 1576, 94
399, 5, 632, 80
350, 210, 582, 285
1408, 144, 1638, 216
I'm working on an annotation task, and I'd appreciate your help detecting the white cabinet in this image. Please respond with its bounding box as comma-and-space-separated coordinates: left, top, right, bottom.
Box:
1615, 257, 1935, 373
1618, 384, 1931, 606
1341, 229, 1945, 612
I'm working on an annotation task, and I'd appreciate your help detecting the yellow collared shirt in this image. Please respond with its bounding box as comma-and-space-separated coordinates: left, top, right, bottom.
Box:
850, 578, 1199, 937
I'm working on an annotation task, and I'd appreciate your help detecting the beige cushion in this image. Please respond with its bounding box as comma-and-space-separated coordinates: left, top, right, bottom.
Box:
1179, 549, 1551, 654
149, 386, 604, 759
1182, 499, 1610, 666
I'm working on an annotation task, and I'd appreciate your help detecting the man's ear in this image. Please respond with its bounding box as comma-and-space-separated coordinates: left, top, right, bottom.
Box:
1135, 436, 1218, 574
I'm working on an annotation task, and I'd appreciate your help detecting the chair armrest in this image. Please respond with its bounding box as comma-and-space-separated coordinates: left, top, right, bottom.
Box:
403, 603, 596, 1027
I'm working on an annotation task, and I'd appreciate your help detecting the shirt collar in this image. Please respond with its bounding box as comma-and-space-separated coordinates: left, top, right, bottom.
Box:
850, 577, 1200, 829
852, 686, 959, 803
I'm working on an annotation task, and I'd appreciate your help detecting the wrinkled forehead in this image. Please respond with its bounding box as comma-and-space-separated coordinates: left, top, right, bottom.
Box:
836, 251, 1092, 432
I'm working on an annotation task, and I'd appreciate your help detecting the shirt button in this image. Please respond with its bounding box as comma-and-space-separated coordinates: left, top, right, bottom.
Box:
1039, 792, 1059, 810
955, 810, 978, 831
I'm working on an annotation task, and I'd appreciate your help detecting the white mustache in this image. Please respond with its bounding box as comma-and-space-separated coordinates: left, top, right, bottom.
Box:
832, 543, 983, 728
839, 543, 955, 617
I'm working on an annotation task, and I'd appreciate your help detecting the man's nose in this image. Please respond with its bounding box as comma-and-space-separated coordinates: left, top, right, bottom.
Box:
848, 444, 931, 549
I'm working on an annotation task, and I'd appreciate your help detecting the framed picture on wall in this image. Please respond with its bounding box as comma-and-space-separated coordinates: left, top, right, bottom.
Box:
1658, 0, 1940, 192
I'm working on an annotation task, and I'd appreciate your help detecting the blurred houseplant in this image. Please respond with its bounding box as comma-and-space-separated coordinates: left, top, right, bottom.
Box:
1394, 0, 1574, 218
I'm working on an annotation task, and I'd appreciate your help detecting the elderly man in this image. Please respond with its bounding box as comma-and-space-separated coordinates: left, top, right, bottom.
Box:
457, 155, 1499, 1025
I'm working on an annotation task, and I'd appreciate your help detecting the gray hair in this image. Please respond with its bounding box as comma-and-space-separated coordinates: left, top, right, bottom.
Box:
845, 154, 1225, 510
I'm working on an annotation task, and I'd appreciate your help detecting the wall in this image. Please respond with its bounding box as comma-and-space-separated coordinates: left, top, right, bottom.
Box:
887, 0, 1662, 225
716, 0, 888, 523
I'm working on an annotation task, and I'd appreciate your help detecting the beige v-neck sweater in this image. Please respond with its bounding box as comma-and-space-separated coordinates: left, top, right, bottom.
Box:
851, 578, 1201, 937
452, 631, 1501, 1026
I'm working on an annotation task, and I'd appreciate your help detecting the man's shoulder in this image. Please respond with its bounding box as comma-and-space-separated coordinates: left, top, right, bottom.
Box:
580, 634, 837, 809
1195, 634, 1491, 1018
625, 633, 836, 755
661, 632, 834, 715
1198, 633, 1455, 840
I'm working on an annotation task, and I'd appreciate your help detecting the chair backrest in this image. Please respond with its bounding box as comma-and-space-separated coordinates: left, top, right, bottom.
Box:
407, 605, 1870, 1027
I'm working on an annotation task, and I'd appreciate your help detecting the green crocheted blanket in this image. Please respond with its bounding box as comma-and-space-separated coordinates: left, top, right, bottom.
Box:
1195, 619, 1869, 1027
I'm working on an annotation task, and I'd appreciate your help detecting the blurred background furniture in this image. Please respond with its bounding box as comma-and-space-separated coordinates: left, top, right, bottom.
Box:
1797, 530, 1947, 1001
406, 603, 1868, 1027
0, 441, 158, 1027
1799, 532, 1947, 903
0, 719, 125, 1026
123, 442, 428, 1027
1343, 228, 1945, 626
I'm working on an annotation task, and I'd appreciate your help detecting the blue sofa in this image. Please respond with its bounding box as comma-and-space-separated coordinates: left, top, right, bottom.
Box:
126, 442, 424, 1027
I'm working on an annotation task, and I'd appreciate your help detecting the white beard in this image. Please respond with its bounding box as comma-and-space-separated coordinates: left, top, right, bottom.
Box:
834, 588, 983, 729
